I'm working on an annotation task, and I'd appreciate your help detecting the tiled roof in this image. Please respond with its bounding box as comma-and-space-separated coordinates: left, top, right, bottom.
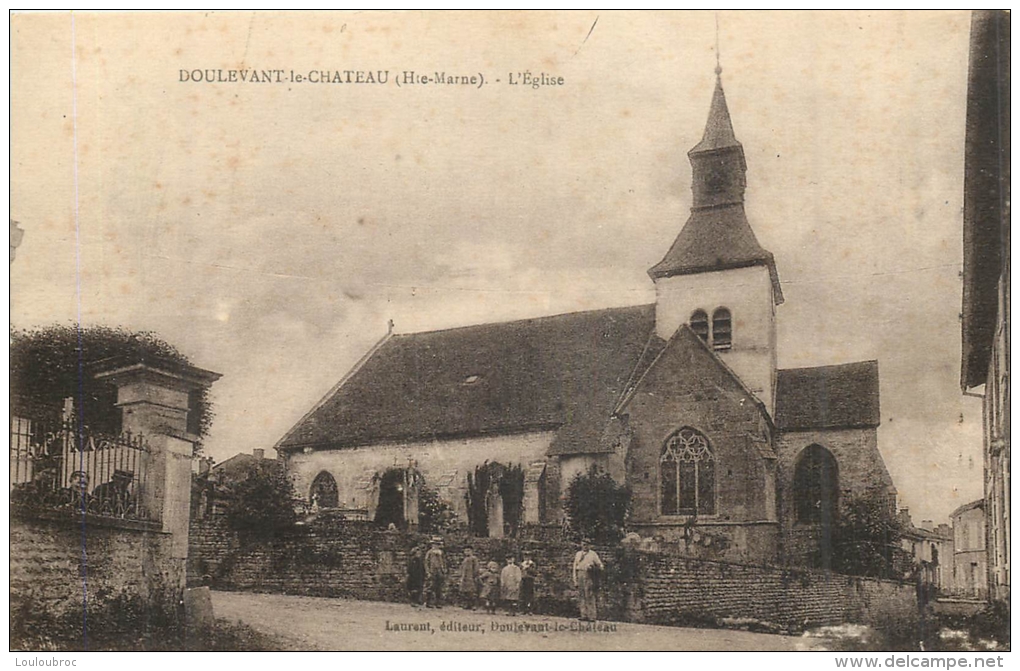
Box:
647, 205, 783, 303
276, 305, 656, 454
774, 360, 881, 430
690, 76, 741, 154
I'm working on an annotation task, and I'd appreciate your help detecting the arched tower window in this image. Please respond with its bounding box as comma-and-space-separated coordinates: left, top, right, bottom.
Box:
712, 307, 732, 350
793, 445, 839, 525
310, 470, 339, 508
690, 310, 709, 343
660, 427, 715, 516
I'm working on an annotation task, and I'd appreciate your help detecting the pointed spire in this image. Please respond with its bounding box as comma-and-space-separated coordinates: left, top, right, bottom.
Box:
648, 61, 783, 304
690, 74, 740, 154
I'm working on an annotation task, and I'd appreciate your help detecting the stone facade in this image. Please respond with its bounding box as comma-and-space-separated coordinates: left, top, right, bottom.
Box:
951, 501, 988, 598
622, 327, 779, 559
653, 265, 778, 414
285, 430, 555, 526
775, 426, 894, 565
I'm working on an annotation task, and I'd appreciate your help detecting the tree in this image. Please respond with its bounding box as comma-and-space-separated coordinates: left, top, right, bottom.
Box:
564, 465, 631, 544
10, 324, 213, 442
831, 490, 902, 578
465, 461, 525, 537
224, 463, 297, 539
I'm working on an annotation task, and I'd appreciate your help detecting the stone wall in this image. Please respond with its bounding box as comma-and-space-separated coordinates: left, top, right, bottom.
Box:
10, 512, 180, 622
190, 513, 916, 631
189, 511, 600, 616
633, 551, 917, 630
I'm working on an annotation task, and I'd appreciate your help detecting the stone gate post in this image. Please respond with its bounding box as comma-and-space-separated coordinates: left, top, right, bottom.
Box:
92, 357, 221, 564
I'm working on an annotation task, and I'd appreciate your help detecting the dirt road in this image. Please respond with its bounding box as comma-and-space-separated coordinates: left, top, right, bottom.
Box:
210, 590, 820, 651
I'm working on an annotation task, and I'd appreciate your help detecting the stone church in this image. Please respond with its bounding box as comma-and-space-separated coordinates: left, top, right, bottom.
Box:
275, 71, 896, 565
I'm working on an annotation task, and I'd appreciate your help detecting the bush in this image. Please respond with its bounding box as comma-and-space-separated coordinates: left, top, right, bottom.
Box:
10, 586, 183, 651
10, 324, 213, 445
418, 485, 456, 534
564, 465, 631, 544
831, 490, 901, 578
225, 463, 297, 540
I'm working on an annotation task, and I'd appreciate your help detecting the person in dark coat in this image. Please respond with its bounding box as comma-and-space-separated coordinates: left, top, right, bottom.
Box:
520, 552, 537, 615
406, 545, 425, 607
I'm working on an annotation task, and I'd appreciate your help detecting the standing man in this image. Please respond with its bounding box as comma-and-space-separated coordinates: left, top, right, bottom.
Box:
424, 536, 447, 608
406, 544, 425, 607
458, 545, 481, 610
572, 539, 603, 622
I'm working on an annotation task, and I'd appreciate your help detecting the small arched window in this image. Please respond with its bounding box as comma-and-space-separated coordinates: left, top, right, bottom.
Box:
712, 308, 732, 350
660, 427, 715, 516
794, 445, 838, 525
690, 310, 709, 343
310, 470, 339, 508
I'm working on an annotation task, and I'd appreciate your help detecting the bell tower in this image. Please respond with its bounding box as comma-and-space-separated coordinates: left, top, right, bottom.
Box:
648, 67, 783, 415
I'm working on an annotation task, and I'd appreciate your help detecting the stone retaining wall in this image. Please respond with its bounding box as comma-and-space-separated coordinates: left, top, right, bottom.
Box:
190, 513, 917, 632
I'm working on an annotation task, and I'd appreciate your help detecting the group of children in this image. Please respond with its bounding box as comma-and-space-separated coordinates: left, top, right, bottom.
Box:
460, 546, 538, 615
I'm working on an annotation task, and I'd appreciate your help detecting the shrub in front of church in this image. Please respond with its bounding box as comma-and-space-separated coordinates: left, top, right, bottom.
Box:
565, 465, 632, 544
418, 485, 457, 534
225, 462, 297, 540
830, 490, 902, 579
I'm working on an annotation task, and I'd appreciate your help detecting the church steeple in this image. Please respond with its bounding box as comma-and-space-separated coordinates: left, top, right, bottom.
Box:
648, 71, 782, 305
647, 66, 783, 415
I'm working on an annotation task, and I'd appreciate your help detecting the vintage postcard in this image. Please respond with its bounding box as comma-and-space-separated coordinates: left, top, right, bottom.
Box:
8, 10, 1010, 657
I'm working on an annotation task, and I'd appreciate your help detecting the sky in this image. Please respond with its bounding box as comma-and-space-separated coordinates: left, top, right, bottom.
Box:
10, 10, 984, 524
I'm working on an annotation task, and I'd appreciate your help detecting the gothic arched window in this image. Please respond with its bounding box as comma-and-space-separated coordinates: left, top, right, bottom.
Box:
712, 307, 732, 350
310, 470, 339, 508
690, 310, 709, 343
660, 427, 716, 516
793, 445, 839, 525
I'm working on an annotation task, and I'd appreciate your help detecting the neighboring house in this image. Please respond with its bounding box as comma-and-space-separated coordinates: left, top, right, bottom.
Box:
273, 69, 895, 566
960, 10, 1010, 605
951, 499, 988, 599
898, 509, 954, 594
210, 448, 280, 485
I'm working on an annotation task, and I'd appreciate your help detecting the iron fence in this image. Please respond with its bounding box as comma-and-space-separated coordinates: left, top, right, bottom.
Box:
10, 415, 152, 521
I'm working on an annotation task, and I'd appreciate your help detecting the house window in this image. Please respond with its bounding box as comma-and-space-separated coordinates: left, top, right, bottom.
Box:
690, 310, 709, 342
660, 427, 715, 516
794, 444, 839, 525
712, 307, 732, 350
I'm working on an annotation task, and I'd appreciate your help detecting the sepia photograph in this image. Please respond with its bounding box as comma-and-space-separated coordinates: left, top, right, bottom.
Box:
8, 9, 1010, 657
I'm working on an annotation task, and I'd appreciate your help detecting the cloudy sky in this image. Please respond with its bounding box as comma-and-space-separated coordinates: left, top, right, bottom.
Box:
10, 10, 983, 523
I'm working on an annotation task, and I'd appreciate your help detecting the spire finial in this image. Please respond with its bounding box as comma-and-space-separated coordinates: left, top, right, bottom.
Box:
714, 13, 722, 76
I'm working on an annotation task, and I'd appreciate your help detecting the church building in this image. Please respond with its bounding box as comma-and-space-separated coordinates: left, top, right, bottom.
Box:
274, 70, 896, 566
